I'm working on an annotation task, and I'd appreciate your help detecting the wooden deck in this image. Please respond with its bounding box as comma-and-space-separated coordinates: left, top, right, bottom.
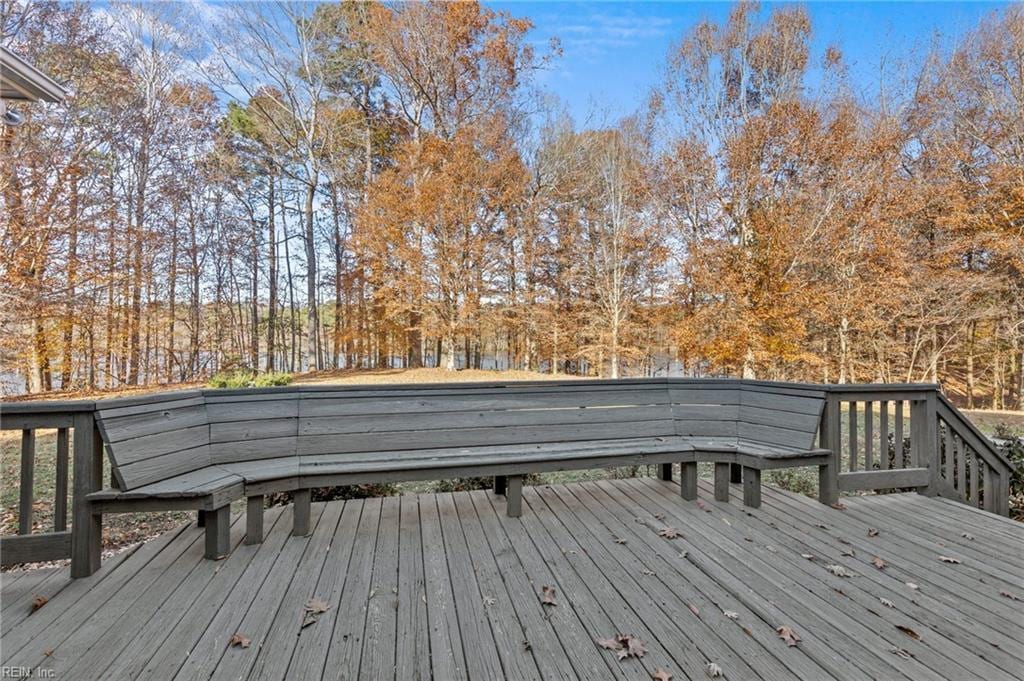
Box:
2, 477, 1022, 680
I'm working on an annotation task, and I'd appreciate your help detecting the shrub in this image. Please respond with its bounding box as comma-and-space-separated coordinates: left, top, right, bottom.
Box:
993, 424, 1024, 520
208, 370, 293, 389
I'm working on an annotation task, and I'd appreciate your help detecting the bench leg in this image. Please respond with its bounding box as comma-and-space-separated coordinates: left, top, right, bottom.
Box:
204, 505, 230, 559
730, 463, 743, 484
742, 467, 762, 508
506, 475, 523, 518
659, 463, 673, 481
494, 475, 507, 496
714, 462, 731, 502
680, 462, 698, 501
197, 509, 206, 527
293, 489, 311, 536
818, 459, 838, 506
246, 495, 264, 545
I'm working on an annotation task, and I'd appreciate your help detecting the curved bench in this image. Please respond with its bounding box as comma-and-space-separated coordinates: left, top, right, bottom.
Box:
89, 379, 835, 559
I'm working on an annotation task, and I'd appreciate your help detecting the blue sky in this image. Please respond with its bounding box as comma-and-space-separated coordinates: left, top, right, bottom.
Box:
490, 1, 1009, 124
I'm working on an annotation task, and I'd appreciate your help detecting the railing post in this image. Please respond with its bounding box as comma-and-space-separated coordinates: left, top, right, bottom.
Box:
818, 392, 840, 505
910, 391, 939, 497
71, 412, 103, 578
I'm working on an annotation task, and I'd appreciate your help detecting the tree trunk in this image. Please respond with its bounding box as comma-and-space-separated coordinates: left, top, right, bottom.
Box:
304, 178, 319, 372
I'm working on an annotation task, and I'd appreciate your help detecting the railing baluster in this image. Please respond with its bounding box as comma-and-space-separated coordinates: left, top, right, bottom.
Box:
954, 435, 965, 498
19, 429, 36, 535
55, 427, 70, 531
879, 401, 889, 470
864, 401, 873, 470
983, 464, 995, 513
970, 453, 980, 507
848, 401, 858, 471
894, 401, 904, 468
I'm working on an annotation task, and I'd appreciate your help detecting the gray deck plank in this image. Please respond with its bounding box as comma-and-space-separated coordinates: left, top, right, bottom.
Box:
437, 492, 526, 680
672, 479, 1018, 679
417, 493, 469, 681
613, 478, 942, 681
394, 495, 430, 681
321, 497, 382, 680
241, 501, 344, 681
571, 481, 834, 681
359, 495, 401, 681
285, 499, 363, 680
710, 481, 1024, 674
453, 491, 569, 680
471, 490, 619, 681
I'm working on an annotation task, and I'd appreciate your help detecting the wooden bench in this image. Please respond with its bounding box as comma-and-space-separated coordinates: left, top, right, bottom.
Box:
89, 380, 834, 559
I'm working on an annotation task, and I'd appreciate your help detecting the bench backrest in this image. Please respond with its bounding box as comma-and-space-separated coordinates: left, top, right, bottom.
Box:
95, 391, 211, 490
96, 379, 826, 491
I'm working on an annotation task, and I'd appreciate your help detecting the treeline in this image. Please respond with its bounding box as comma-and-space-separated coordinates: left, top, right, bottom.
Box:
1, 2, 1022, 408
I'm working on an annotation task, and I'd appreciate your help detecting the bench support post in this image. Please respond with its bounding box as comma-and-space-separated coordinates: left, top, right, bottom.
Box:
204, 505, 230, 559
493, 475, 507, 496
71, 414, 102, 578
679, 462, 698, 501
730, 463, 742, 484
659, 463, 673, 481
246, 495, 264, 545
742, 467, 762, 508
713, 462, 731, 502
818, 459, 838, 506
293, 489, 311, 536
506, 475, 523, 517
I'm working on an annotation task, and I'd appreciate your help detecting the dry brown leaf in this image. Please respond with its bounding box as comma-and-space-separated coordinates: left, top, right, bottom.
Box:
624, 635, 646, 659
826, 564, 855, 578
777, 625, 801, 647
687, 603, 700, 617
597, 633, 646, 660
868, 528, 879, 537
938, 556, 961, 564
830, 502, 847, 511
658, 527, 681, 539
304, 598, 329, 614
597, 637, 620, 651
614, 537, 628, 545
722, 610, 739, 620
841, 549, 856, 557
890, 646, 915, 659
800, 553, 815, 560
872, 556, 886, 570
641, 569, 656, 576
696, 500, 711, 513
895, 625, 922, 641
651, 667, 673, 681
228, 633, 251, 649
999, 591, 1021, 601
815, 523, 828, 529
541, 585, 557, 606
706, 662, 724, 678
483, 596, 496, 606
43, 649, 54, 658
30, 595, 48, 612
879, 598, 895, 608
654, 512, 665, 520
960, 532, 974, 540
905, 582, 919, 590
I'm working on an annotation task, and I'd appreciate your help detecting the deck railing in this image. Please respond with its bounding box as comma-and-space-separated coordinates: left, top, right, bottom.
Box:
0, 383, 1015, 574
1, 401, 103, 576
820, 384, 1013, 516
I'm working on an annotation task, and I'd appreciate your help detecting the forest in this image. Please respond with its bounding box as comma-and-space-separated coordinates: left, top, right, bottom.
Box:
1, 1, 1022, 408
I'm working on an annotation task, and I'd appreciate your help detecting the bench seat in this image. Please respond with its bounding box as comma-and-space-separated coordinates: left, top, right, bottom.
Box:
90, 379, 838, 562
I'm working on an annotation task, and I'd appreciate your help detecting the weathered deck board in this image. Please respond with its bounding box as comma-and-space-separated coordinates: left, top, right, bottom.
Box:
2, 479, 1021, 681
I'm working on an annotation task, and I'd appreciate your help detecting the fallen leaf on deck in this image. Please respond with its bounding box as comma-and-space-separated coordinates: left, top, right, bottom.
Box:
895, 625, 922, 641
905, 582, 919, 590
999, 591, 1021, 601
777, 625, 801, 647
800, 553, 815, 560
654, 512, 665, 520
868, 528, 879, 537
826, 564, 855, 578
652, 667, 673, 680
960, 532, 974, 540
879, 597, 895, 608
696, 500, 711, 512
304, 598, 329, 614
642, 569, 656, 576
938, 556, 961, 564
816, 523, 828, 529
229, 633, 251, 649
483, 596, 496, 606
541, 585, 557, 606
678, 550, 689, 559
830, 502, 847, 511
687, 603, 700, 617
841, 549, 856, 557
43, 649, 53, 658
597, 633, 646, 660
614, 537, 628, 545
872, 556, 886, 570
890, 646, 915, 659
706, 661, 724, 677
30, 595, 48, 612
523, 640, 532, 651
658, 527, 681, 539
722, 610, 739, 620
